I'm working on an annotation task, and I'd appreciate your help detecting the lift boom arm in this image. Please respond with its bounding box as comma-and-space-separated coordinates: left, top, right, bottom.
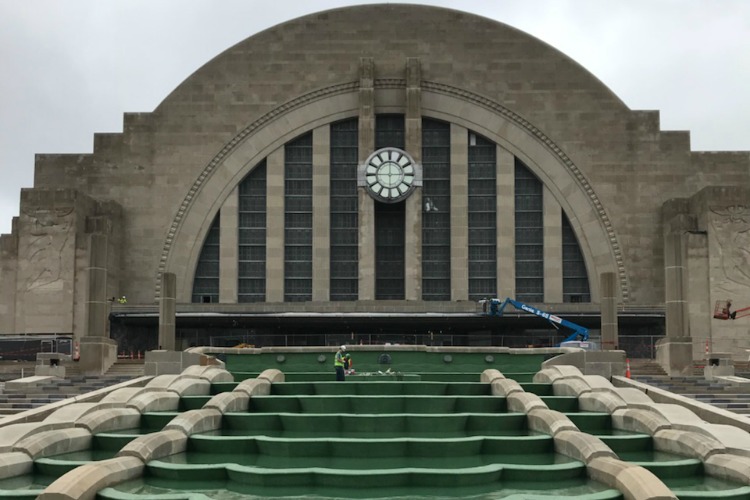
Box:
482, 297, 589, 343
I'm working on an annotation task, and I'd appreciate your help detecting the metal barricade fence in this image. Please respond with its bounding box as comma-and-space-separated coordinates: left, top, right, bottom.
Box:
0, 335, 73, 361
0, 333, 663, 359
203, 332, 664, 358
612, 335, 662, 359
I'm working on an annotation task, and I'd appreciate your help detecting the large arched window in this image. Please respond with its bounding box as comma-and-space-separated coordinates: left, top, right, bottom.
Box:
422, 118, 451, 301
562, 213, 591, 302
189, 117, 592, 305
468, 132, 497, 300
191, 214, 220, 303
514, 160, 544, 302
238, 161, 267, 303
330, 119, 359, 301
374, 114, 406, 300
284, 133, 313, 302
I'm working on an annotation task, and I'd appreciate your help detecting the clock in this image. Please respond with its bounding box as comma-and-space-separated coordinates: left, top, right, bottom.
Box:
358, 148, 421, 202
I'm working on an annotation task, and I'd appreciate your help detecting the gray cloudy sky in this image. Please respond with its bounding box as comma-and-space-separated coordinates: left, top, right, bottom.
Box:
1, 0, 749, 235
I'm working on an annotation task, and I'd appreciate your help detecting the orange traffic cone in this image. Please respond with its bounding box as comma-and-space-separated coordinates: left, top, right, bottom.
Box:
625, 358, 631, 379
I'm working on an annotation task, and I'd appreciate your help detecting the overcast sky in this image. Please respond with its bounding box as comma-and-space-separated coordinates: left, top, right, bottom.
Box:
1, 0, 749, 235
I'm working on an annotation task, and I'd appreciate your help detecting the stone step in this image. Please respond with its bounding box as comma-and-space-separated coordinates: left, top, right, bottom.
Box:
707, 405, 750, 413
0, 402, 48, 410
105, 366, 145, 377
0, 408, 24, 416
634, 376, 750, 417
0, 396, 69, 404
695, 400, 750, 406
0, 370, 147, 418
633, 376, 750, 415
691, 400, 750, 405
692, 394, 750, 399
627, 360, 668, 377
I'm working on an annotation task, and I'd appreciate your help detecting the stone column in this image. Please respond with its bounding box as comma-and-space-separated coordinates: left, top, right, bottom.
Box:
266, 148, 285, 302
312, 126, 331, 301
497, 147, 515, 299
543, 188, 563, 303
656, 202, 695, 376
85, 233, 108, 338
600, 272, 618, 350
656, 230, 693, 375
404, 57, 422, 301
79, 231, 118, 375
685, 231, 710, 360
219, 188, 238, 303
159, 272, 176, 351
665, 231, 690, 338
358, 57, 376, 300
450, 123, 468, 300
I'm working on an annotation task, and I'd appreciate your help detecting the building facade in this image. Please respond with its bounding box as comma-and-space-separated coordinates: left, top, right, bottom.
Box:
0, 5, 748, 367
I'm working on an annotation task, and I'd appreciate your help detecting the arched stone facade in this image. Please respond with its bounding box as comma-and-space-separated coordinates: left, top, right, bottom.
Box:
1, 5, 748, 368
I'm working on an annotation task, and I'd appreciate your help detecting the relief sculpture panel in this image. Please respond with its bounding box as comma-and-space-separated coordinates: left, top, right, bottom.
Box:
22, 207, 75, 292
16, 204, 77, 333
708, 205, 750, 354
710, 205, 750, 292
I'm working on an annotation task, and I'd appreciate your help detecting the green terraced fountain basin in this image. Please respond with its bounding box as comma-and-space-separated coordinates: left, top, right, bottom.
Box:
1, 348, 749, 499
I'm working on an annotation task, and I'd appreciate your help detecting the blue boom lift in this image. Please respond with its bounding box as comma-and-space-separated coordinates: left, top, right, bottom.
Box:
480, 297, 589, 344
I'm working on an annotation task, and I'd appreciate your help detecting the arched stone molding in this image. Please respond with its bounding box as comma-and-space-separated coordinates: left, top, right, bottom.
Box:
160, 85, 360, 300
161, 82, 628, 303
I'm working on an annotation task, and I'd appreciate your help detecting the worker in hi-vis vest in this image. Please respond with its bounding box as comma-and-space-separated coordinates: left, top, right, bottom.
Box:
335, 345, 347, 381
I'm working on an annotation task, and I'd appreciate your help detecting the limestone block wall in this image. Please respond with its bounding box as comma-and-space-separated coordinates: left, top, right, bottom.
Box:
704, 189, 750, 358
0, 188, 123, 338
0, 226, 18, 333
13, 189, 81, 334
663, 186, 750, 360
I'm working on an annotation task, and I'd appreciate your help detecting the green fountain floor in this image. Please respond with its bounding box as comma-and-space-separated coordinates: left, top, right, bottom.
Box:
665, 477, 750, 499
214, 412, 533, 438
2, 374, 749, 499
0, 474, 56, 492
156, 451, 577, 469
102, 477, 622, 499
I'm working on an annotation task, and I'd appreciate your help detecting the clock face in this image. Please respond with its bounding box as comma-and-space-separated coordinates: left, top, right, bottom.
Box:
363, 148, 416, 202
